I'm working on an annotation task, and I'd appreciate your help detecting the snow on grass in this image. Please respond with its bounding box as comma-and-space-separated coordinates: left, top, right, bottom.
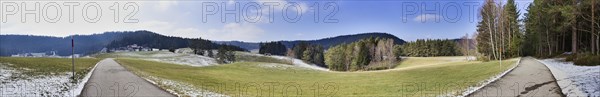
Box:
538, 59, 600, 97
256, 63, 317, 71
237, 52, 329, 71
143, 76, 228, 97
113, 51, 218, 67
270, 56, 329, 71
147, 54, 217, 67
0, 64, 79, 96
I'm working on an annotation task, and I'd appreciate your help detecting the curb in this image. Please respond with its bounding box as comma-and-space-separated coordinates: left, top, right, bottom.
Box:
73, 58, 102, 96
535, 59, 584, 96
459, 57, 522, 97
112, 58, 178, 97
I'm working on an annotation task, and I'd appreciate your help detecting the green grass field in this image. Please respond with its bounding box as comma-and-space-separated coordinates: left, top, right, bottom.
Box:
115, 57, 517, 96
0, 57, 101, 80
93, 51, 182, 59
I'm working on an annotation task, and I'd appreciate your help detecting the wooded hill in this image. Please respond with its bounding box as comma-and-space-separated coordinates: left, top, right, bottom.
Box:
106, 31, 246, 52
0, 30, 246, 56
325, 37, 398, 71
215, 32, 407, 50
1, 32, 135, 56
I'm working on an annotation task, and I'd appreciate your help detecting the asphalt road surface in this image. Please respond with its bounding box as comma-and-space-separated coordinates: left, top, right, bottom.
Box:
81, 58, 174, 97
469, 57, 564, 97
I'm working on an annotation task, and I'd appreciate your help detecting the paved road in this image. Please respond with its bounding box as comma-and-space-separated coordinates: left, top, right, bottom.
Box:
469, 57, 564, 97
81, 58, 174, 97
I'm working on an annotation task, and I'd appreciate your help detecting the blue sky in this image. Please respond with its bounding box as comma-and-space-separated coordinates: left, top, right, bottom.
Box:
0, 0, 533, 42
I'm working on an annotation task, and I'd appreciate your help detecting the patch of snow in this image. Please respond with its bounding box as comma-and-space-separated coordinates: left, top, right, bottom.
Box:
0, 65, 71, 96
149, 53, 182, 58
455, 57, 522, 97
0, 65, 12, 80
238, 52, 329, 71
257, 63, 304, 70
143, 76, 229, 97
147, 54, 217, 67
115, 52, 148, 58
0, 63, 96, 97
538, 59, 600, 97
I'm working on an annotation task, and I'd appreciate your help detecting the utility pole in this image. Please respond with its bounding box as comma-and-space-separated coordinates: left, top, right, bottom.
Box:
72, 36, 75, 82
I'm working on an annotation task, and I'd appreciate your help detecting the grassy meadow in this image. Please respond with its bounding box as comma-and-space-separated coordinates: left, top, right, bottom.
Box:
394, 56, 474, 69
115, 57, 518, 96
92, 51, 181, 59
0, 57, 101, 80
234, 52, 293, 65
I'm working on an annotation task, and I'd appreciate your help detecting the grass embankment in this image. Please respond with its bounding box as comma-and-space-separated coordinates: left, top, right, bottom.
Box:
566, 54, 600, 66
115, 57, 517, 96
0, 57, 101, 80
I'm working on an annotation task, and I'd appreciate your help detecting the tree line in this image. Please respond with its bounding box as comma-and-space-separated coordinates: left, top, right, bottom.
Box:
258, 37, 468, 71
259, 42, 287, 56
287, 42, 326, 66
324, 37, 397, 71
400, 39, 462, 57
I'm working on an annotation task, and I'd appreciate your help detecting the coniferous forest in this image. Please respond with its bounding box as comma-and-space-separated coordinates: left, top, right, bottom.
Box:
477, 0, 599, 65
400, 39, 461, 57
324, 37, 397, 71
259, 42, 287, 56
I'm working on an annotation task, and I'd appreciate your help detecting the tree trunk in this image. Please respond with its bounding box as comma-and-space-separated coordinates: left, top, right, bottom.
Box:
593, 0, 597, 55
559, 35, 567, 51
590, 34, 596, 54
571, 26, 577, 54
547, 30, 552, 56
597, 36, 600, 54
486, 14, 497, 60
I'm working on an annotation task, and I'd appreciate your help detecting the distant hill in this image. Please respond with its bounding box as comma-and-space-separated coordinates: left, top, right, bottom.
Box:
1, 32, 132, 56
215, 32, 407, 50
105, 31, 246, 52
0, 31, 406, 56
0, 30, 244, 56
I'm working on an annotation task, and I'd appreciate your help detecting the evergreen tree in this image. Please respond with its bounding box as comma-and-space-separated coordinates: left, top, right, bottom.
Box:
259, 41, 287, 56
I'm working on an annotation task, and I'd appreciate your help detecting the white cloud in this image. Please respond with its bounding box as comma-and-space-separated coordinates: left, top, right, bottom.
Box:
256, 0, 309, 14
156, 1, 177, 11
203, 23, 265, 42
413, 14, 442, 23
228, 0, 236, 5
0, 1, 274, 42
295, 2, 309, 14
